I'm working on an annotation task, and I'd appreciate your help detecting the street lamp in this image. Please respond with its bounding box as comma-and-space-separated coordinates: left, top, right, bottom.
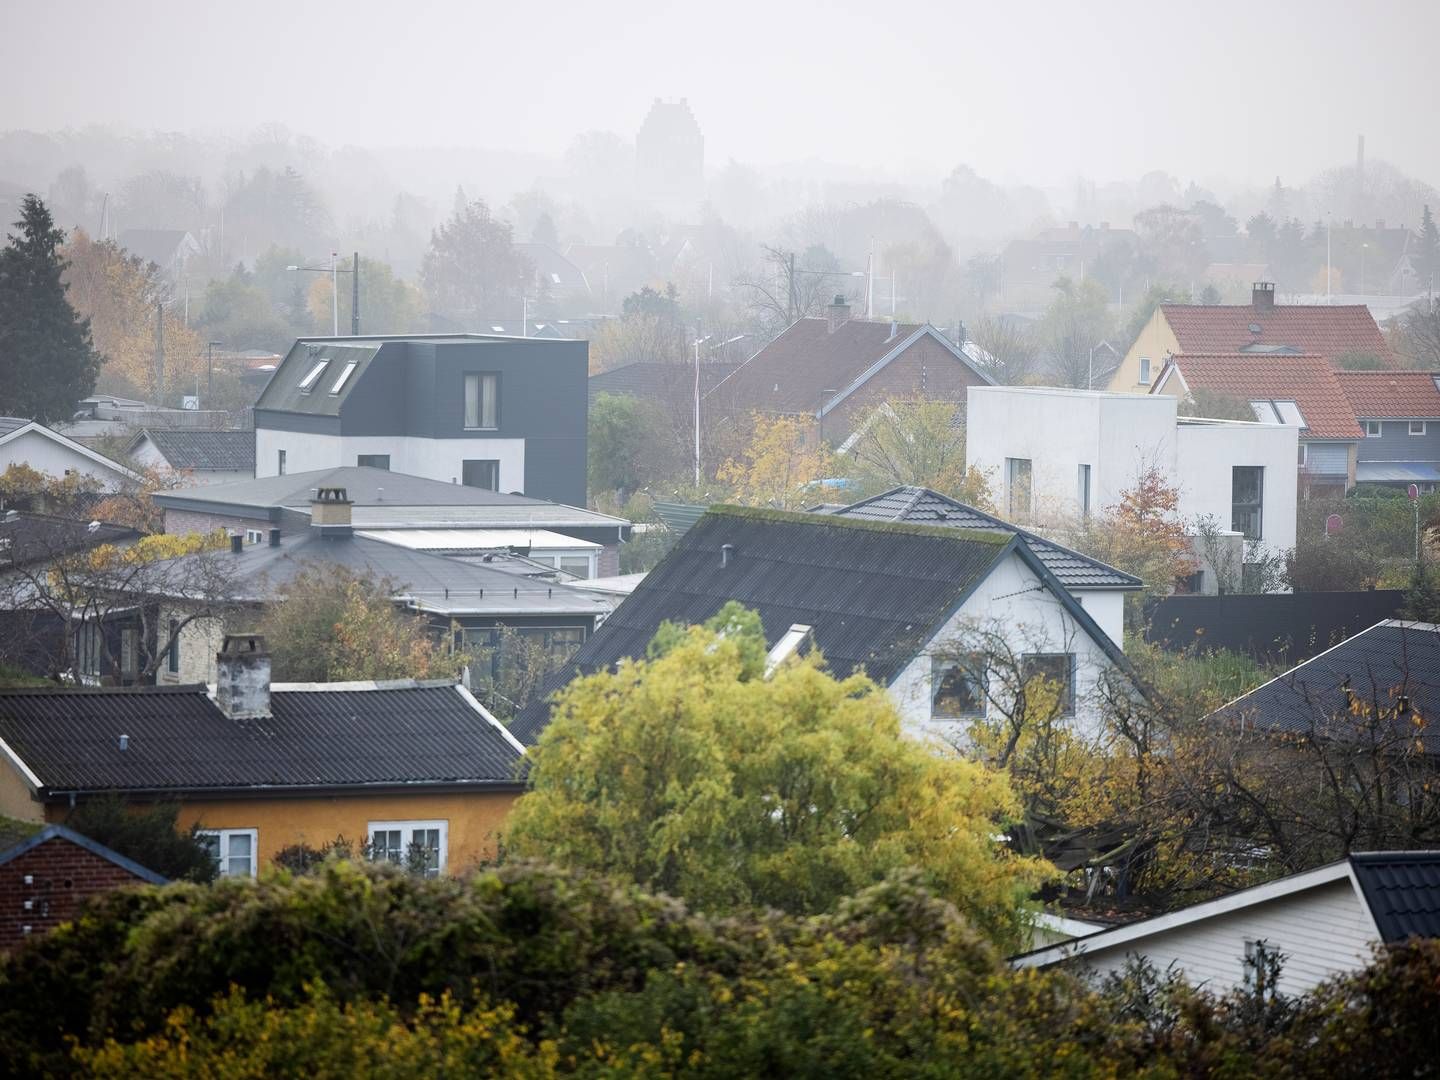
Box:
693, 333, 746, 486
287, 251, 360, 335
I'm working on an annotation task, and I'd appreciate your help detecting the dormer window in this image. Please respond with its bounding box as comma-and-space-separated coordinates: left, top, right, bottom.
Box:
297, 359, 329, 392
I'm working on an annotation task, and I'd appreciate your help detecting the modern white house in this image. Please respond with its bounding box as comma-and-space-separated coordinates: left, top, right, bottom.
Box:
965, 386, 1298, 591
0, 417, 139, 491
1014, 852, 1440, 997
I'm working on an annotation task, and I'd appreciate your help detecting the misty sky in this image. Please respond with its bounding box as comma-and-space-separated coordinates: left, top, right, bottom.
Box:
6, 0, 1437, 188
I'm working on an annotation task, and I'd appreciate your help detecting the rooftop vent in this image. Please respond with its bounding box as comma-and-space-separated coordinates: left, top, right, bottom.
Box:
720, 543, 736, 569
1252, 281, 1276, 312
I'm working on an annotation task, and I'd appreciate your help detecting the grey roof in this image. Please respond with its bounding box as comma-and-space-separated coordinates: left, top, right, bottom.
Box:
154, 467, 628, 531
0, 513, 140, 569
0, 681, 523, 795
115, 229, 194, 268
1213, 620, 1440, 754
589, 362, 741, 406
0, 416, 29, 436
1349, 851, 1440, 941
131, 429, 255, 471
828, 487, 1142, 591
0, 824, 168, 884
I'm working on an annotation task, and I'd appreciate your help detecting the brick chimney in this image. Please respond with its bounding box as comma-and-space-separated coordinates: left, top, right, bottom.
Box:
825, 295, 851, 333
215, 633, 270, 720
1252, 281, 1276, 312
310, 485, 352, 539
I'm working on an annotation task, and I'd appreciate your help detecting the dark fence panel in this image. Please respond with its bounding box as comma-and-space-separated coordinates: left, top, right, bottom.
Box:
1143, 590, 1407, 666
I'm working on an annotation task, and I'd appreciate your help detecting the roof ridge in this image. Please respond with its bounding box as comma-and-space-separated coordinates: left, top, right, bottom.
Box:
704, 504, 1013, 544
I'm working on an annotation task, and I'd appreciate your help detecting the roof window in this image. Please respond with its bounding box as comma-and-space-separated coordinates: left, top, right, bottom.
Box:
1249, 399, 1306, 427
329, 360, 359, 395
297, 359, 330, 392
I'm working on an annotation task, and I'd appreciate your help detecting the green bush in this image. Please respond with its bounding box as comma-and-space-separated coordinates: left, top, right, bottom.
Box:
62, 798, 217, 883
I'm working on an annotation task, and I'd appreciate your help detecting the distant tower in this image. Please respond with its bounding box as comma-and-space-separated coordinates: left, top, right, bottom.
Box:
636, 98, 704, 211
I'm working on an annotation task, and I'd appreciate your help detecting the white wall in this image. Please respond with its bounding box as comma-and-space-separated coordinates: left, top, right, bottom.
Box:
888, 550, 1121, 745
1061, 879, 1377, 997
1072, 589, 1124, 648
0, 428, 132, 489
254, 430, 527, 492
1176, 420, 1298, 557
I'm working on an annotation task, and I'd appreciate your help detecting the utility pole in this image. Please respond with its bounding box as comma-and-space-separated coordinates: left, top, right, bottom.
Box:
153, 301, 165, 401
330, 251, 339, 335
351, 251, 360, 335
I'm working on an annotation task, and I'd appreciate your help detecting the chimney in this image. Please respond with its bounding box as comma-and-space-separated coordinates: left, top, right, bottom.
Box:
268, 527, 281, 547
310, 486, 353, 539
1252, 281, 1276, 312
229, 533, 243, 554
215, 633, 271, 720
825, 294, 851, 333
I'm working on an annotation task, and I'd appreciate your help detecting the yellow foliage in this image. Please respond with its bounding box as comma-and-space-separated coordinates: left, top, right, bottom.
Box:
717, 412, 839, 509
85, 530, 226, 571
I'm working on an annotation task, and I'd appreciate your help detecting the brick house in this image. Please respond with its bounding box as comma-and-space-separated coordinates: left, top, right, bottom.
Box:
709, 298, 994, 446
0, 825, 166, 950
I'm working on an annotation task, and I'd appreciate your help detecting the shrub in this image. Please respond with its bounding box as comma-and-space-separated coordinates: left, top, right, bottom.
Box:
62, 798, 216, 883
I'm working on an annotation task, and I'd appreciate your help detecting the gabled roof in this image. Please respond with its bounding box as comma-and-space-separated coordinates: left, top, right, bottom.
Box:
0, 824, 168, 884
1210, 620, 1440, 754
1160, 302, 1394, 365
589, 361, 741, 406
514, 242, 590, 293
128, 429, 256, 472
0, 681, 524, 796
1154, 354, 1364, 440
1337, 371, 1440, 420
712, 318, 993, 418
827, 487, 1142, 591
0, 512, 140, 569
115, 229, 196, 269
1350, 852, 1440, 940
0, 418, 142, 483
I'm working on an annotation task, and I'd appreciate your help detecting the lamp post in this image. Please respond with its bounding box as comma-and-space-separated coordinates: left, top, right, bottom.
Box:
692, 333, 746, 486
206, 340, 222, 400
287, 252, 360, 335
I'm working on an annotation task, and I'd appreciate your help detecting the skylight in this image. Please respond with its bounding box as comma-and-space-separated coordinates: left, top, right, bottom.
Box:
1249, 399, 1306, 427
297, 359, 329, 392
329, 360, 359, 395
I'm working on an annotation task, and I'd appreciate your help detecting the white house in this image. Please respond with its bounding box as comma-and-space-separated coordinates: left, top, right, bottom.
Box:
965, 386, 1298, 591
126, 429, 255, 486
1014, 852, 1440, 997
0, 417, 139, 491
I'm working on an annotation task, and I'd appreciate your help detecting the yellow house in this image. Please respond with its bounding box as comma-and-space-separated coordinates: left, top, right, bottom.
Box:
0, 636, 526, 877
1108, 306, 1182, 394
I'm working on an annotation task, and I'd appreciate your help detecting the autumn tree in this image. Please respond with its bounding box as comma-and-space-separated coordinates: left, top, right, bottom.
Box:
717, 412, 838, 509
421, 198, 532, 327
0, 195, 101, 422
303, 255, 426, 336
843, 396, 992, 507
586, 284, 687, 372
1037, 275, 1115, 388
506, 604, 1049, 945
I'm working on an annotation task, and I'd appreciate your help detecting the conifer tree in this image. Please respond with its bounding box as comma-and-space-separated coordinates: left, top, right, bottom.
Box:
1417, 204, 1440, 284
0, 195, 100, 422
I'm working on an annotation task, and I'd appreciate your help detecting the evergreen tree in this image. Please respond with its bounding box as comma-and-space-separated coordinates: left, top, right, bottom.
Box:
1402, 558, 1440, 623
1417, 204, 1440, 284
0, 195, 100, 422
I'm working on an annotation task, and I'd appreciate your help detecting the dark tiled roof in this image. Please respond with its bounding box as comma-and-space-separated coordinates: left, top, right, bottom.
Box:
0, 682, 523, 794
1350, 851, 1440, 941
1163, 353, 1365, 440
511, 506, 1013, 743
136, 429, 255, 471
1337, 371, 1440, 419
828, 487, 1142, 590
0, 417, 30, 437
0, 513, 140, 568
589, 362, 740, 406
1213, 621, 1440, 754
1161, 302, 1394, 365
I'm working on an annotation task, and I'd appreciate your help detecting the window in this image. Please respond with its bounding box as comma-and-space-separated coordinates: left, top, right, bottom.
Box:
559, 555, 591, 579
245, 529, 263, 545
462, 459, 500, 491
356, 454, 390, 470
1077, 464, 1092, 518
1365, 420, 1383, 437
198, 828, 258, 878
1138, 357, 1152, 384
1250, 399, 1306, 427
1232, 466, 1264, 541
1244, 939, 1280, 1000
1297, 443, 1308, 466
277, 449, 287, 475
1021, 653, 1076, 717
1005, 457, 1032, 519
1411, 420, 1427, 436
166, 617, 180, 675
931, 656, 987, 719
464, 373, 499, 429
329, 360, 359, 394
75, 621, 102, 679
120, 627, 137, 679
368, 820, 447, 878
297, 359, 329, 392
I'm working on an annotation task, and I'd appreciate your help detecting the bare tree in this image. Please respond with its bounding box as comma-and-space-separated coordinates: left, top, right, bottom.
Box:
734, 245, 849, 332
969, 314, 1040, 384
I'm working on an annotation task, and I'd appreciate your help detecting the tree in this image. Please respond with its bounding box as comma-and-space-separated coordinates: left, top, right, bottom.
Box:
735, 243, 846, 332
969, 314, 1039, 384
1401, 559, 1440, 621
1037, 276, 1115, 387
1416, 204, 1440, 284
258, 564, 467, 683
587, 392, 680, 498
421, 198, 532, 326
843, 396, 992, 506
507, 605, 1048, 943
1122, 282, 1191, 354
1133, 204, 1209, 284
0, 196, 101, 422
717, 412, 837, 508
305, 255, 426, 337
1394, 302, 1440, 369
63, 797, 216, 883
1178, 387, 1256, 421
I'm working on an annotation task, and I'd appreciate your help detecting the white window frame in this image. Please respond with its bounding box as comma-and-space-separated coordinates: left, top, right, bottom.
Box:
368, 819, 449, 877
1138, 357, 1152, 384
198, 827, 258, 878
329, 360, 359, 395
244, 529, 263, 545
1365, 420, 1382, 437
1410, 420, 1427, 436
297, 359, 330, 393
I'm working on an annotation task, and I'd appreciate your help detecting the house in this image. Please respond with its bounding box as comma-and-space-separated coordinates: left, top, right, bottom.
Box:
820, 486, 1143, 647
563, 243, 656, 313
152, 466, 630, 576
0, 635, 525, 876
126, 429, 256, 485
589, 361, 742, 409
709, 298, 994, 446
56, 395, 238, 445
1014, 851, 1440, 996
252, 333, 589, 507
514, 242, 591, 310
116, 228, 201, 280
1108, 282, 1396, 393
965, 386, 1298, 592
0, 825, 166, 950
146, 488, 615, 686
1000, 221, 1139, 308
1150, 354, 1364, 495
0, 417, 140, 491
511, 505, 1133, 747
1337, 371, 1440, 490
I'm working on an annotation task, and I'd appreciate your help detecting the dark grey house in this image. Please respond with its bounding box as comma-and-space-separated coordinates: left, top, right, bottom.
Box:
1338, 371, 1440, 490
253, 334, 588, 507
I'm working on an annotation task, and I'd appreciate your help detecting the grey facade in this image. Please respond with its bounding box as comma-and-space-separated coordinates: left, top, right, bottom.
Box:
1355, 420, 1440, 487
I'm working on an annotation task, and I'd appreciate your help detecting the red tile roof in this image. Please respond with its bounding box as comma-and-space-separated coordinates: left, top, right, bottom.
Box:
1336, 371, 1440, 419
1160, 353, 1365, 440
1161, 302, 1394, 366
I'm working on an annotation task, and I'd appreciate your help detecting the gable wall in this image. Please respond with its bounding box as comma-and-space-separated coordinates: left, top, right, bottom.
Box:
0, 836, 155, 950
1108, 310, 1180, 393
828, 334, 989, 439
0, 429, 130, 489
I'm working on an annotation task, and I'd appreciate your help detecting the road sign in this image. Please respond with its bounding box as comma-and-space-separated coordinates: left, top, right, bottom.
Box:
1325, 513, 1343, 536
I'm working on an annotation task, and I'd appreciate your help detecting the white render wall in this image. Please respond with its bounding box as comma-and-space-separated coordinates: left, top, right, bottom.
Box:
1062, 879, 1378, 997
0, 428, 132, 489
254, 430, 526, 492
888, 549, 1120, 745
1176, 420, 1297, 556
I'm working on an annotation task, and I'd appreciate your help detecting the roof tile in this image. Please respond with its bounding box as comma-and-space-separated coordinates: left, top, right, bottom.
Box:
1337, 371, 1440, 419
1161, 302, 1393, 365
1163, 353, 1364, 440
